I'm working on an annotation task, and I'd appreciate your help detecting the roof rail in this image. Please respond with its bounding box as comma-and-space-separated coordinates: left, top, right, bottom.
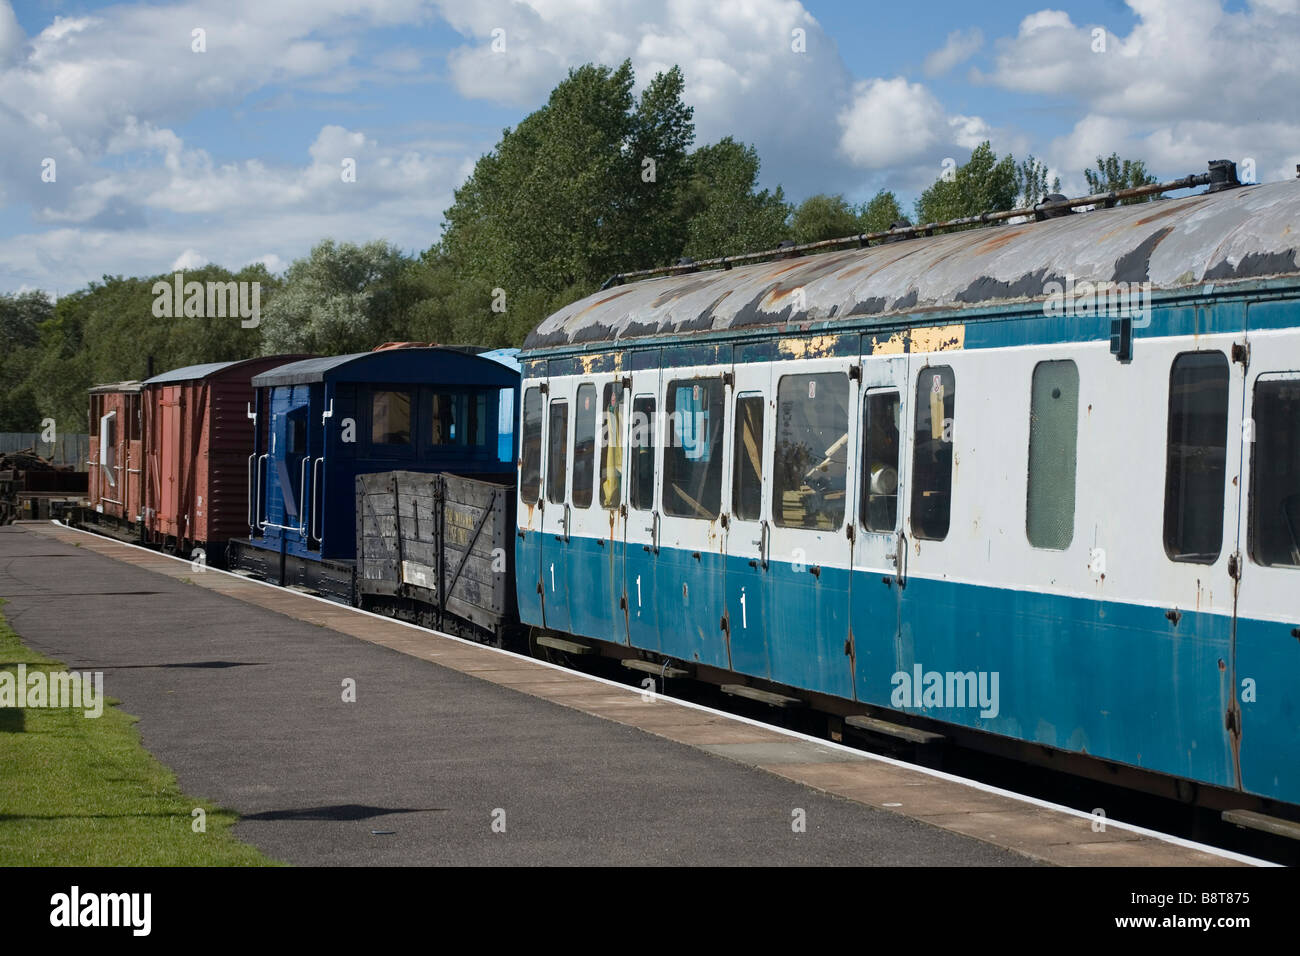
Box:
597, 160, 1243, 291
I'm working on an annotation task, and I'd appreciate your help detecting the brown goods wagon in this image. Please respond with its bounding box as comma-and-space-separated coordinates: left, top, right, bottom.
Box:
141, 356, 308, 559
86, 381, 145, 528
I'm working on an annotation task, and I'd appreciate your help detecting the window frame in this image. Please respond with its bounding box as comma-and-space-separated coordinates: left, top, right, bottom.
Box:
1247, 370, 1300, 569
519, 386, 543, 505
1162, 350, 1230, 565
860, 386, 902, 534
546, 398, 570, 506
731, 392, 765, 523
629, 393, 657, 512
662, 376, 725, 521
909, 365, 955, 542
572, 383, 598, 509
369, 389, 413, 447
1025, 359, 1080, 551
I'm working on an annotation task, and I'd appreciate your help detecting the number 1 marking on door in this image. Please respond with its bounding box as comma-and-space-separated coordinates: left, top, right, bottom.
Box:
636, 574, 642, 607
740, 587, 747, 629
550, 563, 555, 592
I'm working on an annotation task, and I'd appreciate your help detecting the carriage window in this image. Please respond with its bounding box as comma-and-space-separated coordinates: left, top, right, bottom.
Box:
732, 394, 764, 521
911, 366, 955, 540
286, 407, 308, 455
547, 400, 569, 505
520, 388, 542, 504
600, 384, 624, 508
432, 392, 486, 446
431, 393, 460, 445
774, 373, 849, 530
1164, 352, 1229, 563
664, 378, 724, 519
1026, 361, 1079, 550
371, 390, 411, 445
572, 384, 597, 508
100, 411, 118, 487
1248, 375, 1300, 568
498, 388, 515, 463
630, 395, 656, 511
861, 389, 901, 533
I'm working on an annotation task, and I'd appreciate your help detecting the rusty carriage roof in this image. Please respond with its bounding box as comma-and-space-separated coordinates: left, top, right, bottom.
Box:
523, 178, 1300, 352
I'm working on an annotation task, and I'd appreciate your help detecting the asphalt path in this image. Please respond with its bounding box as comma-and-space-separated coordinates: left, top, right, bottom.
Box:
0, 526, 1026, 865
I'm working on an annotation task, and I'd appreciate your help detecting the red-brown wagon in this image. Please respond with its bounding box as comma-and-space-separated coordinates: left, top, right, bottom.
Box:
140, 356, 306, 562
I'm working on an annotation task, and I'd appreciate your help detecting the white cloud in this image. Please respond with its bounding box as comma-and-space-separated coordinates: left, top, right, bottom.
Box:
171, 248, 208, 271
980, 0, 1300, 190
923, 28, 983, 77
837, 78, 945, 168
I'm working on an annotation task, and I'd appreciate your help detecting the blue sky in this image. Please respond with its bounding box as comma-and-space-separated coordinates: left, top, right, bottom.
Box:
1, 0, 1296, 293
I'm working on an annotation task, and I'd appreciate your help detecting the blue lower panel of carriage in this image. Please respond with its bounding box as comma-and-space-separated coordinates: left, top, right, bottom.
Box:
764, 561, 854, 699
539, 530, 570, 634
619, 537, 661, 653
1235, 616, 1300, 802
723, 555, 772, 680
516, 537, 1297, 804
892, 576, 1239, 792
559, 532, 625, 645
515, 522, 544, 629
649, 545, 729, 668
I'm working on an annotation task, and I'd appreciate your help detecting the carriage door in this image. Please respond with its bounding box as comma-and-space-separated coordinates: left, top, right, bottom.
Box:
539, 377, 573, 633
1233, 306, 1300, 800
764, 355, 857, 699
622, 364, 663, 653
657, 367, 730, 669
563, 380, 618, 640
723, 360, 773, 679
515, 384, 546, 628
848, 354, 909, 706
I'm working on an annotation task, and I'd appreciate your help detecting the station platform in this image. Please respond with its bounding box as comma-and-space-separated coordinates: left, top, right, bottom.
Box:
0, 522, 1255, 866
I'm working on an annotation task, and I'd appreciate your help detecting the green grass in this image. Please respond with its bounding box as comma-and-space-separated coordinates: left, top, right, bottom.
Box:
0, 600, 279, 865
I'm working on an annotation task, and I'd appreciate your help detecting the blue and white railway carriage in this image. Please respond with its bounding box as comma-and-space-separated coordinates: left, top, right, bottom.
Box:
517, 178, 1300, 809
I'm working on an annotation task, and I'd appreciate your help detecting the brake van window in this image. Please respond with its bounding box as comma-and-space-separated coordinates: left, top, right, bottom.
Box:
664, 378, 724, 519
520, 388, 542, 504
371, 390, 412, 445
1249, 375, 1300, 568
910, 367, 954, 540
1163, 351, 1229, 563
774, 373, 849, 530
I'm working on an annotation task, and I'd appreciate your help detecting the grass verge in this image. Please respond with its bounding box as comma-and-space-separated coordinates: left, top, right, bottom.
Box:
0, 599, 278, 865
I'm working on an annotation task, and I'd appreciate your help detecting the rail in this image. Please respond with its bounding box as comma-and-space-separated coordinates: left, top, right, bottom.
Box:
599, 161, 1242, 290
311, 457, 324, 543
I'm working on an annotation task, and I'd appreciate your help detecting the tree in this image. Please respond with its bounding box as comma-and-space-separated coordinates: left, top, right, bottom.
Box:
678, 137, 791, 259
1084, 153, 1157, 204
790, 194, 860, 244
257, 240, 419, 355
1016, 156, 1061, 207
439, 60, 696, 342
858, 190, 905, 233
915, 141, 1019, 225
0, 290, 53, 431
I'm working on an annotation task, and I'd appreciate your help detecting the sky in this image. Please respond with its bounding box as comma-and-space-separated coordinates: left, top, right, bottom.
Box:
1, 0, 1297, 294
